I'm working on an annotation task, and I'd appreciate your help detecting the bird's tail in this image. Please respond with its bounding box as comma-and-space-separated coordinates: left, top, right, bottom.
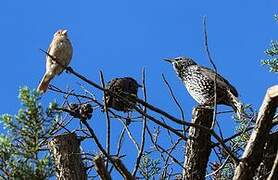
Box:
227, 90, 244, 120
37, 73, 53, 93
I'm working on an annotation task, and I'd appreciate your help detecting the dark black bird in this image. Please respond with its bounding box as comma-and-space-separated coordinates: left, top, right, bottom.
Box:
165, 56, 242, 117
105, 77, 142, 112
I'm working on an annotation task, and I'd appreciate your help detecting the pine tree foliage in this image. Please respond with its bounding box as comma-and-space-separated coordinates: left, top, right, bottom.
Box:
261, 15, 278, 72
0, 87, 60, 179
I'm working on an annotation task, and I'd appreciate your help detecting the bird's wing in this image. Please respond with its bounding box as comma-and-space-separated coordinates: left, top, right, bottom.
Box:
105, 78, 119, 101
198, 66, 239, 97
46, 40, 55, 65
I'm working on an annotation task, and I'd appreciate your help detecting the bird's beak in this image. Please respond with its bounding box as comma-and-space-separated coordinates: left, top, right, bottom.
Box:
137, 84, 143, 88
62, 29, 68, 35
163, 58, 174, 63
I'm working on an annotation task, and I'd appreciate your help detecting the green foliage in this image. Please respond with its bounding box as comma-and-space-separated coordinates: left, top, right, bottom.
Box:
216, 104, 255, 179
0, 87, 60, 179
233, 118, 253, 150
262, 41, 278, 72
138, 154, 161, 179
262, 15, 278, 72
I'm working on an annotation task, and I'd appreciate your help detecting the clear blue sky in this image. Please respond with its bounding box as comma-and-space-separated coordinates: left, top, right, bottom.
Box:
0, 0, 277, 178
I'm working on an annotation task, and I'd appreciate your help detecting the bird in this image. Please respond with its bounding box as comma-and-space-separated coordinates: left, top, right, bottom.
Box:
104, 77, 142, 112
37, 29, 73, 93
164, 56, 243, 118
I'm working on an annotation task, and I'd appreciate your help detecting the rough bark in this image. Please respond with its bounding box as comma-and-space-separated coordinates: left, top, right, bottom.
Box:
48, 133, 87, 180
255, 132, 278, 179
182, 107, 213, 180
267, 149, 278, 180
233, 85, 278, 180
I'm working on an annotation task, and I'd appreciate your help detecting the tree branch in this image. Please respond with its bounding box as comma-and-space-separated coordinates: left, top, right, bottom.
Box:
94, 155, 112, 180
233, 85, 278, 180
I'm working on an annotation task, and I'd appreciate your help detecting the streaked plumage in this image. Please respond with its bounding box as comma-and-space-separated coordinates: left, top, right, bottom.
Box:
165, 56, 242, 117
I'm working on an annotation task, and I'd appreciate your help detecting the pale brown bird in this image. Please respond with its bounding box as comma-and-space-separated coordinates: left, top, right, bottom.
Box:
37, 29, 73, 93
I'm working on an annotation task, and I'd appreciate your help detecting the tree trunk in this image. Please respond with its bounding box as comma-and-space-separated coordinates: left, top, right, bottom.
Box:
48, 133, 87, 180
183, 107, 213, 180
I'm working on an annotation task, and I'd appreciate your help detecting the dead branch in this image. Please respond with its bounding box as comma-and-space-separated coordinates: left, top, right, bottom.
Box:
113, 157, 135, 180
99, 71, 111, 169
48, 133, 87, 180
94, 155, 112, 180
203, 17, 218, 129
132, 68, 148, 176
162, 73, 186, 133
233, 85, 278, 180
182, 107, 213, 180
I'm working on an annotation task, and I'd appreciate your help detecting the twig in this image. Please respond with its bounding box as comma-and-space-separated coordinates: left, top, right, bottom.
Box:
79, 120, 119, 174
211, 130, 239, 165
146, 126, 185, 170
109, 127, 126, 174
119, 119, 140, 151
211, 126, 254, 147
99, 71, 111, 169
132, 68, 148, 176
162, 73, 187, 134
205, 155, 230, 178
162, 138, 183, 178
203, 16, 218, 130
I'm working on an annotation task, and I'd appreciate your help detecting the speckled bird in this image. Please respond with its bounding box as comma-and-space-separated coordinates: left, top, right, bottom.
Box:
165, 56, 242, 117
105, 77, 142, 112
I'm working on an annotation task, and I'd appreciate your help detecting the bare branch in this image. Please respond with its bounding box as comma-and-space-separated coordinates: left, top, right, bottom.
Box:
211, 126, 254, 148
79, 120, 119, 173
113, 157, 135, 180
99, 71, 111, 169
94, 155, 112, 180
203, 16, 218, 130
132, 68, 148, 176
162, 73, 187, 133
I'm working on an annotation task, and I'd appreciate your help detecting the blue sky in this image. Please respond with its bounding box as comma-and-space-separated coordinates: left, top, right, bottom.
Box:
0, 0, 277, 178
